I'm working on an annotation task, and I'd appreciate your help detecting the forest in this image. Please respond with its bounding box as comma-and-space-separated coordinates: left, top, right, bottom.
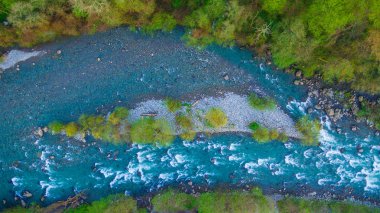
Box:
0, 0, 379, 94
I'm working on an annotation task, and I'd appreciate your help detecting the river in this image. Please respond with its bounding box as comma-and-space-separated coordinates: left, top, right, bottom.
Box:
0, 27, 379, 208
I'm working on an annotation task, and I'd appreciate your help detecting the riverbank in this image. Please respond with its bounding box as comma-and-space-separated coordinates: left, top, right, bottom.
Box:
3, 187, 380, 212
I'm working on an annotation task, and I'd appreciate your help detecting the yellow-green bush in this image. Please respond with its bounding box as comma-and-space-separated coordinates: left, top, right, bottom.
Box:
65, 122, 80, 137
205, 108, 228, 128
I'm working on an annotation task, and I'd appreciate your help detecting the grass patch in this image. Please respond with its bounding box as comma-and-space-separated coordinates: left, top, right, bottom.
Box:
197, 188, 275, 213
278, 197, 380, 213
248, 94, 276, 110
151, 189, 197, 212
205, 108, 228, 128
296, 116, 321, 145
165, 97, 182, 113
68, 194, 137, 213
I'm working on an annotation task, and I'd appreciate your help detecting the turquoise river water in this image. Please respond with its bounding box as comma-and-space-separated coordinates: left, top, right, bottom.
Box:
0, 28, 379, 208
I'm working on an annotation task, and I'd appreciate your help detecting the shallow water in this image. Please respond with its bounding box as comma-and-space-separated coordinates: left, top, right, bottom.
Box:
0, 28, 379, 208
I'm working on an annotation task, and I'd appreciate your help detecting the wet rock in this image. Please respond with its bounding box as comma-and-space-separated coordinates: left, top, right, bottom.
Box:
375, 131, 380, 136
56, 50, 62, 55
22, 191, 32, 198
42, 127, 48, 133
97, 57, 101, 62
188, 181, 192, 186
308, 192, 317, 196
315, 104, 322, 110
2, 199, 6, 205
40, 196, 46, 202
339, 148, 345, 153
307, 108, 313, 114
21, 200, 26, 207
336, 128, 342, 134
211, 158, 216, 164
295, 70, 302, 78
358, 96, 364, 102
223, 74, 229, 81
49, 155, 55, 160
294, 80, 301, 85
327, 109, 334, 117
351, 125, 358, 131
35, 127, 44, 137
14, 197, 18, 201
356, 145, 363, 153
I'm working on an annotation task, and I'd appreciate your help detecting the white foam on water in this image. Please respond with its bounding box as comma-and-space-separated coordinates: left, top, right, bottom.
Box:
362, 168, 380, 191
174, 154, 186, 164
99, 167, 115, 178
229, 143, 240, 151
257, 158, 274, 166
284, 143, 294, 150
11, 177, 22, 187
303, 149, 314, 159
286, 97, 312, 115
349, 159, 362, 168
318, 129, 336, 145
110, 171, 129, 188
244, 162, 258, 174
0, 50, 44, 70
318, 178, 334, 186
270, 163, 285, 175
158, 173, 175, 181
228, 154, 242, 161
295, 173, 306, 180
39, 178, 64, 198
285, 154, 300, 167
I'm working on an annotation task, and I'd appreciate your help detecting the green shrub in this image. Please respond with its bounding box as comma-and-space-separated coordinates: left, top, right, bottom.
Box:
248, 94, 276, 110
176, 114, 196, 141
48, 121, 64, 134
165, 97, 182, 113
248, 122, 260, 131
180, 131, 197, 141
152, 119, 175, 146
0, 54, 5, 63
65, 122, 80, 137
144, 12, 177, 33
252, 127, 270, 143
197, 188, 275, 213
69, 194, 137, 213
7, 1, 48, 29
130, 117, 174, 146
205, 108, 228, 128
108, 107, 129, 125
269, 129, 280, 140
152, 189, 197, 212
175, 114, 193, 130
278, 132, 289, 143
296, 116, 321, 145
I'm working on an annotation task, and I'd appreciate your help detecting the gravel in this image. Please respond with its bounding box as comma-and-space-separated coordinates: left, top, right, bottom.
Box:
128, 93, 302, 139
